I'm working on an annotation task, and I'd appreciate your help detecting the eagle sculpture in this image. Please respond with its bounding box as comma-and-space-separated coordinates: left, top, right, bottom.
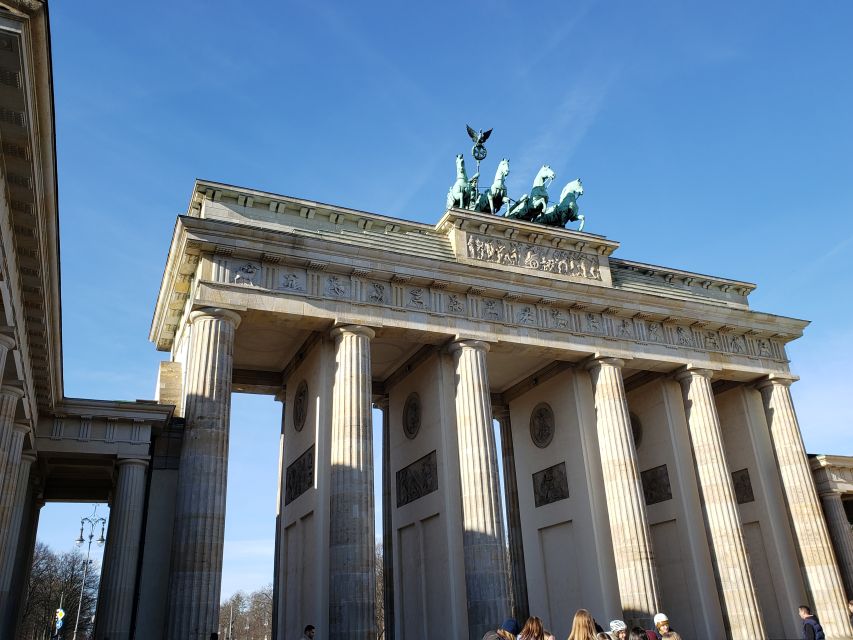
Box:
466, 125, 492, 146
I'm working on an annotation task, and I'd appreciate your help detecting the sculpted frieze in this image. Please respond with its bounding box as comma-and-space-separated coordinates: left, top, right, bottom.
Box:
207, 255, 785, 363
465, 232, 601, 281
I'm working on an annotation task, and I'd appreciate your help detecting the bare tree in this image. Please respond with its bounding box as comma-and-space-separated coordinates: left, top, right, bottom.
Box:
375, 543, 384, 640
18, 543, 100, 639
219, 585, 273, 640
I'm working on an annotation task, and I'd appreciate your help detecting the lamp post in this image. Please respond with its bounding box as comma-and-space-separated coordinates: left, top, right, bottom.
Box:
72, 505, 106, 640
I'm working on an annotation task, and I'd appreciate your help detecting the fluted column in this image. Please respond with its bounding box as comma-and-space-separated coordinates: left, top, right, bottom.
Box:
0, 450, 35, 627
376, 396, 395, 640
675, 369, 766, 639
165, 307, 240, 640
820, 492, 853, 599
450, 339, 509, 640
758, 377, 853, 638
329, 325, 376, 640
586, 357, 659, 628
0, 335, 16, 386
96, 458, 149, 640
0, 421, 28, 557
0, 388, 24, 547
494, 406, 529, 623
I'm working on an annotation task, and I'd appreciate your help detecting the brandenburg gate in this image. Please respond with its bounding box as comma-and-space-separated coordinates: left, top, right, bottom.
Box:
137, 177, 851, 639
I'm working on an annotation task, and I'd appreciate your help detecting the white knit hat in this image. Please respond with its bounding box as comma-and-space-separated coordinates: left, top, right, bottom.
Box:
609, 620, 627, 632
654, 613, 669, 627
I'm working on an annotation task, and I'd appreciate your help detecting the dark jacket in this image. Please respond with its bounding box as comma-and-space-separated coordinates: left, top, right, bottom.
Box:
802, 615, 825, 640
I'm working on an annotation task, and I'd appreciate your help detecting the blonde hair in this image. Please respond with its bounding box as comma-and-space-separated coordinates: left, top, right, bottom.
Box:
520, 616, 545, 640
497, 631, 515, 640
662, 634, 682, 640
568, 609, 598, 640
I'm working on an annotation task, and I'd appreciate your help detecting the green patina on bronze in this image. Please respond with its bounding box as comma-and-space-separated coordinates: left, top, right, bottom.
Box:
446, 126, 586, 231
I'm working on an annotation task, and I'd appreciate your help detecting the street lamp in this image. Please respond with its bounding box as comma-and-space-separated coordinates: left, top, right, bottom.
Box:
72, 504, 106, 640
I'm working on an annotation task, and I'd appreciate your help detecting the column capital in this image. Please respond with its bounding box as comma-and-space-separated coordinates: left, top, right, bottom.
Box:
0, 384, 25, 401
674, 366, 715, 383
448, 339, 490, 355
583, 354, 626, 371
189, 307, 242, 328
12, 420, 30, 434
20, 450, 36, 464
116, 457, 150, 469
755, 373, 797, 391
0, 333, 16, 351
330, 324, 375, 341
372, 395, 390, 411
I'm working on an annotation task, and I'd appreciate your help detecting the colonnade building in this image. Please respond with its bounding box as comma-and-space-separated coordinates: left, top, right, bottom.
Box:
0, 2, 852, 640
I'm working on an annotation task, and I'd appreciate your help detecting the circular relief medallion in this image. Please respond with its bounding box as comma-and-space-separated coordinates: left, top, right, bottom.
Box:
530, 402, 555, 449
293, 380, 308, 432
402, 392, 422, 440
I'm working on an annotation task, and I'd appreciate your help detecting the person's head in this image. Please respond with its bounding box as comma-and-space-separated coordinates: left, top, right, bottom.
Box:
568, 609, 597, 640
303, 625, 315, 638
520, 616, 544, 640
596, 634, 610, 640
799, 605, 813, 619
501, 618, 521, 636
544, 632, 555, 640
496, 630, 515, 640
847, 599, 853, 613
653, 613, 670, 634
662, 633, 682, 640
609, 619, 627, 640
628, 628, 647, 640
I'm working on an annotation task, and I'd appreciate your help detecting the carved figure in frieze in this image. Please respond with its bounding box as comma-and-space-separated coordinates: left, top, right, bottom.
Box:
281, 272, 304, 291
704, 331, 720, 350
369, 282, 386, 303
676, 326, 693, 346
647, 322, 663, 342
757, 339, 772, 357
730, 335, 745, 353
518, 306, 534, 324
507, 242, 519, 266
549, 308, 569, 329
586, 313, 602, 332
326, 276, 346, 297
408, 288, 425, 308
524, 247, 541, 269
618, 319, 633, 337
483, 299, 500, 319
447, 294, 464, 313
233, 263, 259, 286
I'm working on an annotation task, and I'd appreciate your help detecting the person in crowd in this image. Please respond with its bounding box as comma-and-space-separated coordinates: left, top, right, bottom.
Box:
300, 625, 315, 640
568, 609, 599, 640
483, 632, 502, 640
519, 616, 545, 640
799, 605, 825, 640
661, 633, 682, 640
609, 619, 627, 640
627, 627, 647, 640
652, 613, 672, 639
596, 634, 611, 640
543, 631, 556, 640
498, 618, 521, 639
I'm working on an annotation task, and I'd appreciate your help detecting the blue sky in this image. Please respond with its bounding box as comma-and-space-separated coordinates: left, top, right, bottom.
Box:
36, 1, 853, 598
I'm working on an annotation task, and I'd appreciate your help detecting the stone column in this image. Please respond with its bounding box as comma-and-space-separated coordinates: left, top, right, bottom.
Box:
0, 388, 24, 541
819, 492, 853, 599
0, 422, 28, 543
329, 325, 376, 640
165, 308, 240, 640
96, 458, 149, 640
758, 377, 853, 638
450, 339, 509, 640
675, 369, 766, 639
376, 396, 395, 640
0, 450, 35, 630
586, 357, 660, 628
0, 334, 15, 386
494, 406, 529, 623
